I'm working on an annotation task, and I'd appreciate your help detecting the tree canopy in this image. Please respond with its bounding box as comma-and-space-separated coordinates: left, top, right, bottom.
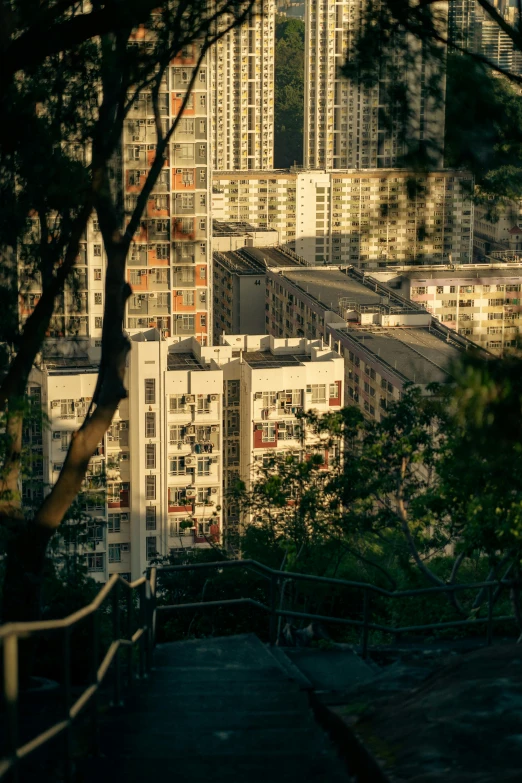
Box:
274, 15, 304, 168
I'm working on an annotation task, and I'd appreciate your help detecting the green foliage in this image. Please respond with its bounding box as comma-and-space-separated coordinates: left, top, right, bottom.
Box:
445, 54, 522, 207
274, 16, 304, 168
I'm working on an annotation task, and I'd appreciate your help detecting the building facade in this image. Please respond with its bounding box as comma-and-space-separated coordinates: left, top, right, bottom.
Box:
217, 334, 344, 540
372, 263, 522, 354
28, 334, 225, 582
213, 168, 474, 266
304, 0, 446, 170
261, 261, 488, 417
211, 1, 275, 171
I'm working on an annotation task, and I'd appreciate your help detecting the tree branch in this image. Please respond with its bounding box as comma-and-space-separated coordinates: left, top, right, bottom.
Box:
0, 199, 93, 408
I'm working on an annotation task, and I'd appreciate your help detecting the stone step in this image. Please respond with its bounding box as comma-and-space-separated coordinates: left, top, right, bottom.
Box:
149, 664, 289, 683
119, 687, 310, 713
105, 708, 314, 731
129, 678, 302, 697
84, 753, 350, 782
98, 726, 329, 758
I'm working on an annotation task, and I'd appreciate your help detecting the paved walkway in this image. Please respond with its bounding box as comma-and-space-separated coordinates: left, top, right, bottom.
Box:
84, 634, 351, 782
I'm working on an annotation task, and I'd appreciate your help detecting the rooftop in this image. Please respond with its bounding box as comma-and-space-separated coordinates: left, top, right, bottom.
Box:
215, 246, 305, 275
166, 351, 207, 371
338, 325, 465, 385
384, 264, 522, 281
280, 267, 421, 315
212, 220, 277, 237
234, 350, 313, 369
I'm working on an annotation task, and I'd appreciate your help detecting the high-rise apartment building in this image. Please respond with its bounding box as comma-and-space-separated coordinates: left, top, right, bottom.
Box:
372, 262, 522, 355
28, 334, 225, 582
262, 264, 489, 417
124, 43, 212, 345
211, 1, 275, 170
218, 334, 344, 540
304, 0, 446, 170
213, 168, 474, 265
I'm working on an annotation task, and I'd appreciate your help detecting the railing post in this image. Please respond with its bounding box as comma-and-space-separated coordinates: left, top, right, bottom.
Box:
487, 583, 494, 646
91, 610, 100, 756
3, 632, 19, 782
126, 586, 134, 690
138, 580, 147, 680
112, 580, 122, 706
146, 569, 156, 674
361, 588, 370, 660
269, 573, 277, 646
63, 629, 74, 783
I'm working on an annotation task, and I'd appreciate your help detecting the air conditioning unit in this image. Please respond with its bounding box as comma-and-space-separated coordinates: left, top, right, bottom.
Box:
210, 394, 218, 402
185, 395, 195, 403
53, 431, 61, 440
51, 401, 59, 408
121, 543, 130, 553
185, 456, 195, 466
211, 426, 218, 433
176, 314, 183, 320
177, 441, 183, 449
211, 487, 218, 495
211, 457, 218, 463
186, 488, 196, 498
232, 431, 239, 436
121, 513, 129, 522
176, 290, 183, 296
254, 392, 262, 400
149, 293, 155, 298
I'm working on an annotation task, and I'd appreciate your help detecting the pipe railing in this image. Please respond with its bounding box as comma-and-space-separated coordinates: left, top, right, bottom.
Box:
0, 559, 517, 778
154, 559, 516, 654
0, 568, 157, 781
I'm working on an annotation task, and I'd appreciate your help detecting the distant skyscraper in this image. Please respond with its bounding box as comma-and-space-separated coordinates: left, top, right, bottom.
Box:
304, 0, 446, 170
211, 1, 275, 170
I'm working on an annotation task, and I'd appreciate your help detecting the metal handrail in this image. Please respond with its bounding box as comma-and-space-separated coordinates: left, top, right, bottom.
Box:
154, 560, 516, 656
0, 568, 157, 781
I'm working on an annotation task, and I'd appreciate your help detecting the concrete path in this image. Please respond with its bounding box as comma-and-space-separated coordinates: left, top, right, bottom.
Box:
83, 634, 351, 782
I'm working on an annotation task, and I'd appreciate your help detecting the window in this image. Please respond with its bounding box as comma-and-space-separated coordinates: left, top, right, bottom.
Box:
94, 292, 102, 305
145, 412, 156, 437
146, 506, 157, 530
60, 400, 75, 418
196, 396, 209, 414
310, 384, 326, 404
262, 423, 276, 442
168, 487, 187, 506
88, 554, 105, 572
108, 544, 121, 563
95, 317, 102, 329
94, 268, 102, 281
145, 443, 156, 469
169, 456, 185, 475
262, 391, 276, 408
197, 457, 211, 476
182, 291, 194, 306
145, 475, 156, 500
88, 523, 103, 543
329, 383, 339, 399
169, 394, 186, 412
146, 536, 157, 559
144, 378, 156, 405
108, 513, 121, 533
93, 245, 102, 257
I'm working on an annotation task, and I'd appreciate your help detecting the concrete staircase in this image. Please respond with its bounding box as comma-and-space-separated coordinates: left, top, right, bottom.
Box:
84, 634, 352, 782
